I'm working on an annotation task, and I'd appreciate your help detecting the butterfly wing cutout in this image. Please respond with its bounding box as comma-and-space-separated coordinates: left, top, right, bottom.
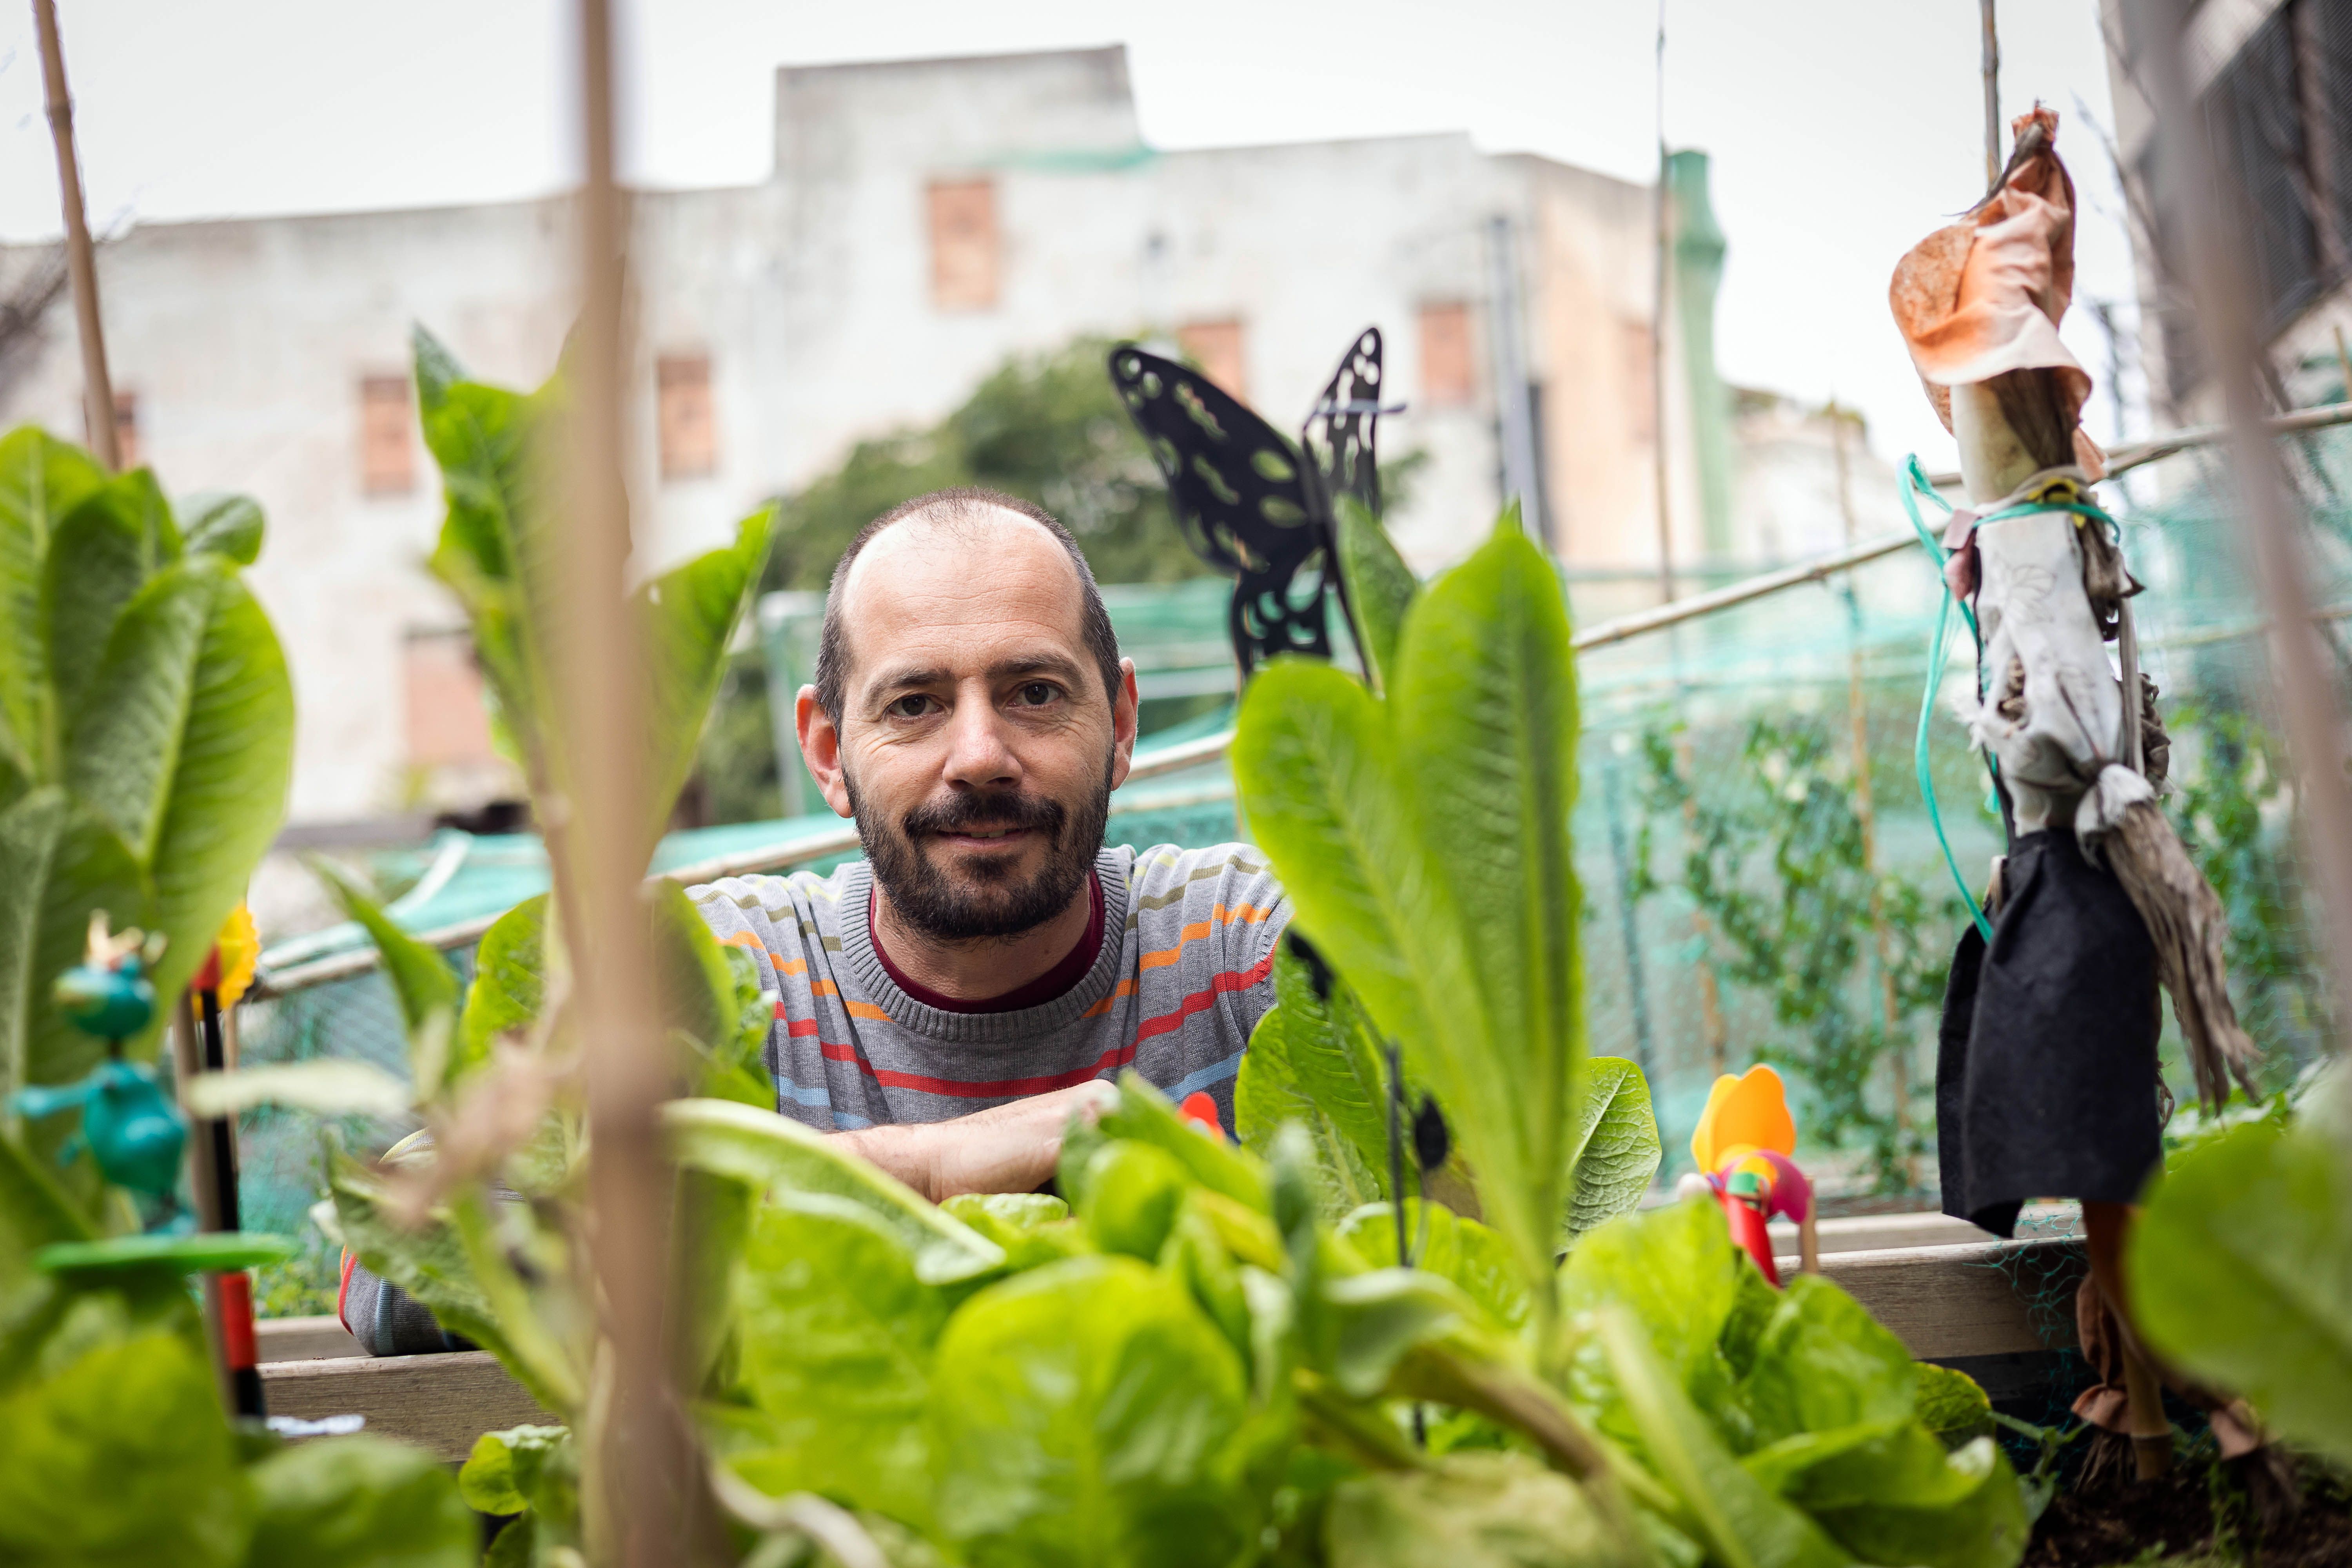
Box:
1108, 343, 1334, 673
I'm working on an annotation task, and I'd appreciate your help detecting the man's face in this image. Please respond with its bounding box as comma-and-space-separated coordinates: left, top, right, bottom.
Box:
799, 510, 1138, 942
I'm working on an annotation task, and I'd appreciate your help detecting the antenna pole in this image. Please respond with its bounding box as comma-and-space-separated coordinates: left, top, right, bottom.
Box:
1980, 0, 2002, 187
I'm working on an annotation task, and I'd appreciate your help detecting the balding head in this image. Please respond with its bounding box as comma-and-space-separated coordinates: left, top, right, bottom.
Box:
813, 487, 1122, 727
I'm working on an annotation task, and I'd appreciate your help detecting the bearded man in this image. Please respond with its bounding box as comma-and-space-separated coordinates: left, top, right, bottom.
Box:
692, 486, 1288, 1197
340, 488, 1288, 1355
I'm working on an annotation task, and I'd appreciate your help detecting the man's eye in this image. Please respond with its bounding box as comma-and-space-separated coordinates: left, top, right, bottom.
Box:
887, 695, 935, 719
1014, 682, 1059, 707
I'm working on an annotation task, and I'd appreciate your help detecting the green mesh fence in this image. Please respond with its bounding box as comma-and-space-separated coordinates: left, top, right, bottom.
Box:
232, 434, 2351, 1316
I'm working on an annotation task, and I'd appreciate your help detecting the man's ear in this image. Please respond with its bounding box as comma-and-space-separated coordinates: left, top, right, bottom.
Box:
1108, 658, 1140, 791
796, 684, 854, 818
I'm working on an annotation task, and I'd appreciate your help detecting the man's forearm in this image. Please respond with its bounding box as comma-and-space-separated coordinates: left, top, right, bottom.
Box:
825, 1080, 1114, 1202
831, 1122, 942, 1199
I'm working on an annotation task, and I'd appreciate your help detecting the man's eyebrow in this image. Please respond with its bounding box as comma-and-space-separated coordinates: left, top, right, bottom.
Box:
863, 662, 951, 694
990, 653, 1086, 681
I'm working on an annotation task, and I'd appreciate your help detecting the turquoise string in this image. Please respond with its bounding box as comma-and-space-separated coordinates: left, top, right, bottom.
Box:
1898, 458, 1995, 944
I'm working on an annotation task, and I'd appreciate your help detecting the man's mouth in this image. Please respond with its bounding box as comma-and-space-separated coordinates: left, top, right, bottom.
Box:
935, 825, 1028, 846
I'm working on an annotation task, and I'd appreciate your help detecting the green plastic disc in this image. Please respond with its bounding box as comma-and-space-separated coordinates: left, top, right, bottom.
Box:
35, 1232, 297, 1275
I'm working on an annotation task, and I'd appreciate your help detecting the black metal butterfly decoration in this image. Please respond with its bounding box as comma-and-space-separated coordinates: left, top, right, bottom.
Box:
1108, 328, 1388, 676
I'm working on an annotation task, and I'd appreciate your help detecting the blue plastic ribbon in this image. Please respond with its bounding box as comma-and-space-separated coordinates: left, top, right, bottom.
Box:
1898, 457, 1995, 944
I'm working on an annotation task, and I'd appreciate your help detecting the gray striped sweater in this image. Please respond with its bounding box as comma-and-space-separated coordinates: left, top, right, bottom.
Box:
340, 842, 1286, 1356
689, 841, 1290, 1134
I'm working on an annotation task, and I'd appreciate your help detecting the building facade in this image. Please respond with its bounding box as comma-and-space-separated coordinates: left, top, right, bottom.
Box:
1, 45, 1751, 824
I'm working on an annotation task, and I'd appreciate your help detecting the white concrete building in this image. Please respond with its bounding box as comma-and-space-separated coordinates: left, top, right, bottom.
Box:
1, 45, 1752, 824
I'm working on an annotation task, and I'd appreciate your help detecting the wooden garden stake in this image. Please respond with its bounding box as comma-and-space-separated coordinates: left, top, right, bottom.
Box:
562, 2, 693, 1561
1832, 405, 1911, 1185
31, 0, 118, 472
2143, 0, 2352, 1043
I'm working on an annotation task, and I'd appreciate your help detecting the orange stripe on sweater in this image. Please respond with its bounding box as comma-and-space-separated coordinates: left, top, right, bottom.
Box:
1137, 903, 1276, 971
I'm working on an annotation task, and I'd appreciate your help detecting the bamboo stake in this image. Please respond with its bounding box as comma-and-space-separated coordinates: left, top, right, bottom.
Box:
2144, 0, 2352, 1051
1650, 0, 1676, 606
564, 4, 689, 1562
1979, 0, 2002, 190
1831, 405, 1910, 1185
31, 0, 118, 472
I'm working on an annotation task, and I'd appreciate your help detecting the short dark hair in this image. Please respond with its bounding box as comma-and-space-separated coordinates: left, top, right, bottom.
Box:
813, 487, 1123, 726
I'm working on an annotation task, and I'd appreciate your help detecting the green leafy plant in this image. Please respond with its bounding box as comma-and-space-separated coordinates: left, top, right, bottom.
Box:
0, 429, 468, 1566
2128, 1085, 2352, 1468
0, 432, 293, 1191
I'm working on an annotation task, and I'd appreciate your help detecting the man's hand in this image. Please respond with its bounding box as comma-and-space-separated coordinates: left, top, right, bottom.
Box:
833, 1079, 1118, 1202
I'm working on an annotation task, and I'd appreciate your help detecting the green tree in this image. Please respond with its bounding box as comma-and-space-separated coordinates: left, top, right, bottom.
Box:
763, 335, 1207, 595
699, 334, 1425, 823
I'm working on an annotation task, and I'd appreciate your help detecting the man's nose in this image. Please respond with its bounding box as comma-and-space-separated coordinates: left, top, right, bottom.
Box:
940, 692, 1019, 788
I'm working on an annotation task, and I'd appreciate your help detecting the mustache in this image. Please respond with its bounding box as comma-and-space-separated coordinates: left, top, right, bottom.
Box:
901, 790, 1067, 841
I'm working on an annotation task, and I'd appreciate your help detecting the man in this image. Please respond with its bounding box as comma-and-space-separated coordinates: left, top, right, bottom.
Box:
340, 488, 1287, 1351
693, 486, 1287, 1196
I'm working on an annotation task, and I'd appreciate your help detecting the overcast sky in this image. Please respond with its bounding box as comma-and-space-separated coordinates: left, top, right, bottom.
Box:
0, 0, 2139, 476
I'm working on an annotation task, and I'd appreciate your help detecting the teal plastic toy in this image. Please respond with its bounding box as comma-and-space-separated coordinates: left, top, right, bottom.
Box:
8, 913, 188, 1200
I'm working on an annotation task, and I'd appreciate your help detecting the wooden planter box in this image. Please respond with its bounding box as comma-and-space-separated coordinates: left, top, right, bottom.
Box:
258, 1214, 2088, 1461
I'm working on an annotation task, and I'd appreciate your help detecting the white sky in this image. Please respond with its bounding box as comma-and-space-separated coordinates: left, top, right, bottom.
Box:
0, 0, 2140, 477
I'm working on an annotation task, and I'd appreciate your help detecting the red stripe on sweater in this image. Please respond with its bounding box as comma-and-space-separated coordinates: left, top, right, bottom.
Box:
777, 956, 1272, 1100
1132, 954, 1273, 1044
817, 1038, 1137, 1098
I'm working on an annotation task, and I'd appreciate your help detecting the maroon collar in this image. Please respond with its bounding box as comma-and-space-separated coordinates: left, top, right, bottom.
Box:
868, 871, 1104, 1014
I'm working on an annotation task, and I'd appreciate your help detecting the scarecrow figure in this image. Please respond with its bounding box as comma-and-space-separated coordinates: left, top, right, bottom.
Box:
1889, 107, 2268, 1481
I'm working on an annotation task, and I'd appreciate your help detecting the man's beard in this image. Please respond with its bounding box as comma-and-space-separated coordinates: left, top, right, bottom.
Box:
849, 758, 1112, 943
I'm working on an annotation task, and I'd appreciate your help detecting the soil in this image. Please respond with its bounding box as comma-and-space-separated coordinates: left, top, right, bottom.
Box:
2026, 1453, 2352, 1567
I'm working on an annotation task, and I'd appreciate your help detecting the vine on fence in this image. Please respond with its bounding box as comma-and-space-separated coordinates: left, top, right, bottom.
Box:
1631, 714, 1951, 1193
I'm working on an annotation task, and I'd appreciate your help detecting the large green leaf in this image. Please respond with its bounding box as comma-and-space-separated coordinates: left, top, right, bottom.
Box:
1094, 1071, 1267, 1210
0, 427, 106, 783
1389, 515, 1581, 1295
1593, 1307, 1851, 1568
1769, 1426, 2027, 1568
242, 1436, 475, 1568
2, 787, 155, 1167
310, 857, 460, 1047
661, 1098, 1005, 1285
326, 1161, 532, 1390
458, 895, 548, 1078
63, 559, 291, 1058
1563, 1058, 1662, 1242
178, 493, 263, 566
1234, 944, 1390, 1218
1337, 1200, 1528, 1334
929, 1254, 1252, 1568
1333, 495, 1417, 694
641, 506, 774, 840
2128, 1117, 2352, 1465
1734, 1275, 1918, 1449
42, 479, 173, 723
1230, 661, 1472, 1196
414, 331, 559, 780
719, 1193, 950, 1528
1323, 1452, 1634, 1568
1560, 1198, 1748, 1408
0, 1328, 248, 1568
457, 1423, 572, 1517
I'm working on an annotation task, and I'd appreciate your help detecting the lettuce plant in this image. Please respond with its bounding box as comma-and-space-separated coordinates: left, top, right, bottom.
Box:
0, 430, 472, 1567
